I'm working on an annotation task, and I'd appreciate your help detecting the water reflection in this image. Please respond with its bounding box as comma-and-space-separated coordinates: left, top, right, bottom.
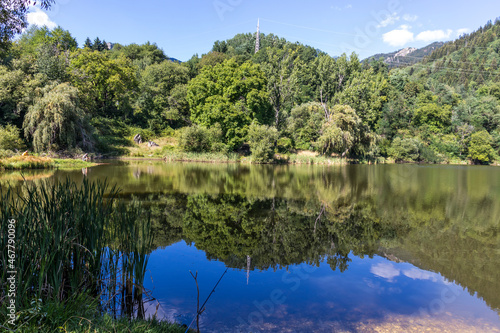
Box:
2, 161, 500, 331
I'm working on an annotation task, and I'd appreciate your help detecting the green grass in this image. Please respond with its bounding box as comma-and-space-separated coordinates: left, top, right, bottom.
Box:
10, 294, 189, 333
164, 151, 240, 163
53, 158, 97, 169
0, 156, 96, 170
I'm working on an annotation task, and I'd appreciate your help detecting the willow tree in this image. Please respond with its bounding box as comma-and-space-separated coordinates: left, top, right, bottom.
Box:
317, 105, 373, 157
23, 82, 92, 152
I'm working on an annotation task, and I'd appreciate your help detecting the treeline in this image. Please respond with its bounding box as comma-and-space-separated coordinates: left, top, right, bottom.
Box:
0, 20, 499, 164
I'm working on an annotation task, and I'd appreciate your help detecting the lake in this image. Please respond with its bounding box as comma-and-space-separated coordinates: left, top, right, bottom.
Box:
3, 161, 500, 332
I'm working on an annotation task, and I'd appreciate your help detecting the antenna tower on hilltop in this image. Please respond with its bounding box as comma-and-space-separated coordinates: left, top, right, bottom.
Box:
255, 18, 260, 53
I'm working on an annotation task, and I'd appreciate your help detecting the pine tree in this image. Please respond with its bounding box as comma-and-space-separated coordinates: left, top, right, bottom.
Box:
84, 37, 93, 49
93, 37, 103, 51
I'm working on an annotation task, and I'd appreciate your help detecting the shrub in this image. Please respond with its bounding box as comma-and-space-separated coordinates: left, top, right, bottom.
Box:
388, 137, 422, 162
468, 130, 496, 164
277, 137, 293, 153
0, 124, 25, 150
247, 122, 278, 163
178, 124, 225, 153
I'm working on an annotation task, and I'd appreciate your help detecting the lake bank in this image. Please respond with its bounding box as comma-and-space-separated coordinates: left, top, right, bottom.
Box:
0, 155, 97, 171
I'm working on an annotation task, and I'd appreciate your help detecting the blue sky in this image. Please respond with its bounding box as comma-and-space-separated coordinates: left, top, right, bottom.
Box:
26, 0, 500, 61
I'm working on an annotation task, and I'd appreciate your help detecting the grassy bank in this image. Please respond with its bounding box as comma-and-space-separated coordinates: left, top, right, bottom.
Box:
0, 156, 96, 170
14, 295, 188, 333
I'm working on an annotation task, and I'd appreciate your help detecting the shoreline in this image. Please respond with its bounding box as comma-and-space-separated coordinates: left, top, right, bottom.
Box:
2, 153, 498, 171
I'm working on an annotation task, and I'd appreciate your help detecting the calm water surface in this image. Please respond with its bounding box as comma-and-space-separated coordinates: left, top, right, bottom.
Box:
2, 161, 500, 332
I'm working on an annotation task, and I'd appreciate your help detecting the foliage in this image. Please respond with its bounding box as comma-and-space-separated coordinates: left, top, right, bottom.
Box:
0, 20, 499, 164
68, 49, 138, 118
287, 102, 325, 150
261, 45, 300, 130
247, 122, 278, 163
178, 124, 226, 153
388, 137, 422, 162
317, 105, 371, 156
16, 25, 77, 56
135, 61, 189, 131
187, 58, 272, 150
0, 124, 24, 150
468, 130, 496, 164
110, 42, 167, 68
335, 67, 389, 130
413, 102, 452, 131
0, 0, 54, 50
23, 82, 93, 152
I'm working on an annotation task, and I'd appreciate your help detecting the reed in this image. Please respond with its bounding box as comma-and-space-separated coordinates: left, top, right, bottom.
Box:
0, 178, 158, 330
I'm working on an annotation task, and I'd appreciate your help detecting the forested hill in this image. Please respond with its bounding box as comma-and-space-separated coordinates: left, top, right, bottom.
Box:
410, 19, 500, 87
0, 18, 499, 165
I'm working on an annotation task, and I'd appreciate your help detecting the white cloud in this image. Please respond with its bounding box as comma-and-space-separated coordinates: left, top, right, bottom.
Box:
27, 7, 57, 29
382, 25, 414, 47
370, 263, 400, 281
456, 28, 471, 36
415, 29, 453, 42
402, 268, 439, 282
377, 12, 400, 28
331, 4, 353, 11
403, 14, 418, 22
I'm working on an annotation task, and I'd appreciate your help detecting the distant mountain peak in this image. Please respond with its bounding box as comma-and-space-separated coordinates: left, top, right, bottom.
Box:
394, 47, 417, 58
363, 42, 445, 68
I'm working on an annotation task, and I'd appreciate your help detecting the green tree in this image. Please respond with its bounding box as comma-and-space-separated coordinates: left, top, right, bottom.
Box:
16, 26, 77, 56
83, 37, 93, 49
413, 102, 452, 131
178, 125, 223, 153
0, 0, 54, 50
315, 55, 337, 117
68, 49, 137, 119
317, 105, 372, 156
36, 43, 68, 81
23, 82, 92, 152
287, 102, 324, 150
388, 137, 422, 162
0, 124, 25, 150
0, 65, 26, 124
135, 61, 189, 131
197, 51, 227, 69
247, 122, 278, 163
187, 58, 271, 150
468, 130, 496, 164
262, 45, 299, 131
335, 68, 389, 130
110, 42, 167, 69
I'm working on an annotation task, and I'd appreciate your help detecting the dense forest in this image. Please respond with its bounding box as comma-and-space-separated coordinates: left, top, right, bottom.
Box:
1, 17, 500, 164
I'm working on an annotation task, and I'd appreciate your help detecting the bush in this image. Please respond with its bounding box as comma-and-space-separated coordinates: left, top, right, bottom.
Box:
388, 137, 422, 162
0, 124, 25, 150
178, 124, 225, 153
247, 122, 278, 163
468, 130, 496, 164
429, 133, 461, 159
128, 126, 156, 143
277, 137, 293, 153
